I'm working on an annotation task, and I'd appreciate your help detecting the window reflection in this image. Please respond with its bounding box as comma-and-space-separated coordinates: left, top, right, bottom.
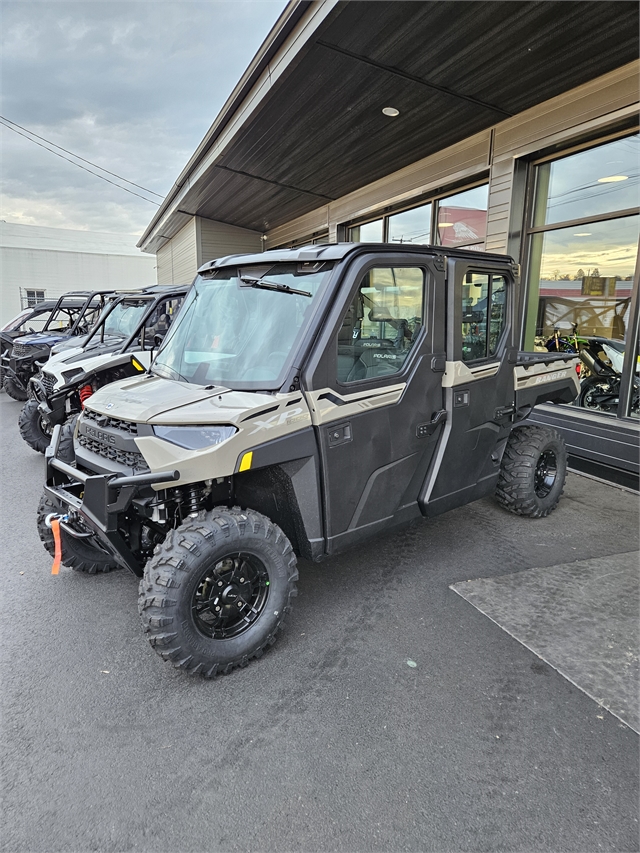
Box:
388, 204, 432, 244
527, 216, 639, 344
533, 134, 640, 227
436, 185, 488, 250
349, 219, 384, 242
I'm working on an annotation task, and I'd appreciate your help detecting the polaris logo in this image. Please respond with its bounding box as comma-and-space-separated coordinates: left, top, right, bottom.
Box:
534, 370, 568, 384
373, 353, 397, 360
85, 425, 116, 444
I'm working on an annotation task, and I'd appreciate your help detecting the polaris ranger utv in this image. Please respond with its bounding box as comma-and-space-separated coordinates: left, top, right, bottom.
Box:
40, 244, 579, 678
19, 285, 188, 454
2, 290, 113, 401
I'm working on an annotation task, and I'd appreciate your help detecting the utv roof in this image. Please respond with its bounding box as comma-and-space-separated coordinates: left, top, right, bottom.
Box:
197, 242, 516, 275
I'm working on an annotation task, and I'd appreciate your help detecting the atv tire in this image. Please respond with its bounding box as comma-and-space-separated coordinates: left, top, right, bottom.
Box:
37, 491, 118, 573
19, 399, 53, 453
495, 424, 567, 518
138, 507, 298, 677
3, 375, 27, 401
58, 415, 78, 464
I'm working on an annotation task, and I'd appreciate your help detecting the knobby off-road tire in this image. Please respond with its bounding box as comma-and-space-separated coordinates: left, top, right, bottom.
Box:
3, 375, 27, 401
37, 491, 118, 573
19, 399, 53, 453
138, 507, 298, 678
57, 414, 78, 464
495, 424, 567, 518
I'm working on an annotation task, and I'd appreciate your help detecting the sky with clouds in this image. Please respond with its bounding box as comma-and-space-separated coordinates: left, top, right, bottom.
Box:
1, 0, 285, 236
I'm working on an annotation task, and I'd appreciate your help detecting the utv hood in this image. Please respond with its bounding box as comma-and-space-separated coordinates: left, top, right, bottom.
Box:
16, 331, 72, 348
84, 374, 278, 423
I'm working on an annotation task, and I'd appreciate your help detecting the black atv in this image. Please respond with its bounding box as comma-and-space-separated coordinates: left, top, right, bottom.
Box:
2, 290, 114, 401
20, 285, 189, 455
0, 300, 60, 389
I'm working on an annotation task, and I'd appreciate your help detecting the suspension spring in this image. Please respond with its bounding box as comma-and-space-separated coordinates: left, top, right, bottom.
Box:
78, 383, 94, 407
185, 484, 208, 514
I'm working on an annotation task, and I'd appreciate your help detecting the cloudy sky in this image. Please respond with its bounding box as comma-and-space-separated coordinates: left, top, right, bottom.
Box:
1, 0, 285, 236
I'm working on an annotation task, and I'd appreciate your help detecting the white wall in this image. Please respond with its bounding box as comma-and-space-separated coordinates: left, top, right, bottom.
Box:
0, 223, 156, 325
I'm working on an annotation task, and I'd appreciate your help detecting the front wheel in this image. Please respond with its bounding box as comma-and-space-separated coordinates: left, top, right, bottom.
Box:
18, 399, 52, 453
138, 507, 298, 677
495, 425, 567, 518
3, 375, 27, 401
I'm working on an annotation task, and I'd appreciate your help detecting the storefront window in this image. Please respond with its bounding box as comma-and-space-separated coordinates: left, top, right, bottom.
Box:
436, 185, 489, 250
524, 133, 640, 419
349, 219, 384, 242
348, 183, 488, 249
388, 204, 431, 244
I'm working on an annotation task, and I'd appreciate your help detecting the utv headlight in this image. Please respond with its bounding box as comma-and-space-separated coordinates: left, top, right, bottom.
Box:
152, 424, 237, 450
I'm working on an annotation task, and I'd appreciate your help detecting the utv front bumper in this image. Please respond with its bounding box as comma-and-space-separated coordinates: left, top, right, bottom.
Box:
44, 425, 179, 576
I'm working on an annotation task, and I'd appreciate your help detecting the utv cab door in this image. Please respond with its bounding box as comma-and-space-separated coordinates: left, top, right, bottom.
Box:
303, 253, 447, 555
419, 257, 518, 517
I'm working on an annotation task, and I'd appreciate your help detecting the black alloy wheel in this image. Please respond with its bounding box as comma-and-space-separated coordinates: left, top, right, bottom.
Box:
534, 449, 558, 498
192, 553, 270, 640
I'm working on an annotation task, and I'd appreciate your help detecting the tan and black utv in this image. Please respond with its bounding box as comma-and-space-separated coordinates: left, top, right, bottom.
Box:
39, 244, 580, 677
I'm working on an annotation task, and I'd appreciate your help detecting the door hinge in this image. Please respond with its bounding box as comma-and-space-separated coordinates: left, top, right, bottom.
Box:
416, 409, 447, 437
494, 404, 515, 420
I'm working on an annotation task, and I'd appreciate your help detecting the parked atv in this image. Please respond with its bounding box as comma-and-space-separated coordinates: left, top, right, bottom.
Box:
2, 291, 114, 401
0, 300, 60, 389
40, 244, 579, 677
20, 285, 188, 454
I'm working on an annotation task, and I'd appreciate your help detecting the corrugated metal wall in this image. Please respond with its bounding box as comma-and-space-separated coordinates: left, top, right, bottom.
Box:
197, 219, 263, 266
156, 217, 262, 283
156, 218, 198, 285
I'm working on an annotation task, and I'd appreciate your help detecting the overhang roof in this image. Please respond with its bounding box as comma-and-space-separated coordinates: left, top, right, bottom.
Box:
139, 0, 639, 253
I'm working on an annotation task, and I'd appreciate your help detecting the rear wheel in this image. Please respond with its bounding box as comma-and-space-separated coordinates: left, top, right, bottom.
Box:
18, 399, 52, 453
138, 507, 298, 677
578, 375, 618, 412
37, 492, 118, 573
3, 375, 27, 401
496, 425, 567, 518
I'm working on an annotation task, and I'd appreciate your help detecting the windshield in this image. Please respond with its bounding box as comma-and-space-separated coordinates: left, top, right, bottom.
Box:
152, 263, 333, 389
102, 301, 148, 338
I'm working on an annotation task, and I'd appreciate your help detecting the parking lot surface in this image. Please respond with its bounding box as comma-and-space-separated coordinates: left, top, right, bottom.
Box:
1, 392, 638, 853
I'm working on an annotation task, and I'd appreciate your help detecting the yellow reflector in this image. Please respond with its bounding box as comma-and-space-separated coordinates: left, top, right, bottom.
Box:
131, 357, 145, 372
239, 451, 253, 472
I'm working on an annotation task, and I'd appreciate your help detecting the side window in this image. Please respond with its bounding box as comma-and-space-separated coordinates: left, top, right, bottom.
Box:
337, 266, 424, 384
461, 273, 507, 362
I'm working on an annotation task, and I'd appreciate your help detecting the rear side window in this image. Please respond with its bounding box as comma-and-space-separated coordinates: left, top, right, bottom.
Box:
337, 266, 424, 383
462, 273, 507, 362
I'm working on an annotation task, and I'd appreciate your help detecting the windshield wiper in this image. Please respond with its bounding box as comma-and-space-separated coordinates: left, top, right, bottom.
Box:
239, 275, 312, 298
151, 363, 190, 383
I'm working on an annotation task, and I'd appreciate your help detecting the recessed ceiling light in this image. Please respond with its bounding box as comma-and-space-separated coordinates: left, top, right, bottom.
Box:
382, 107, 400, 117
574, 232, 592, 236
438, 222, 453, 228
597, 175, 628, 183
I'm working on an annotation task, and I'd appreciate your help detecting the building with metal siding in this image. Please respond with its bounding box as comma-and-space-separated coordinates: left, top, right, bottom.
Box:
138, 0, 639, 480
1, 222, 156, 325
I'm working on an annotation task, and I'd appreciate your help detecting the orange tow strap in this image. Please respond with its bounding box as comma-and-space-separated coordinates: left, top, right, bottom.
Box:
51, 518, 62, 575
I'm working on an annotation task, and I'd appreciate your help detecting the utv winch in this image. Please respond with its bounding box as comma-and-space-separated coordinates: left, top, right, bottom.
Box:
39, 244, 580, 678
19, 285, 188, 456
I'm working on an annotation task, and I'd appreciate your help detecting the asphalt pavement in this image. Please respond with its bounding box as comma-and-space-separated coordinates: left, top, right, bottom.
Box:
1, 391, 638, 853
